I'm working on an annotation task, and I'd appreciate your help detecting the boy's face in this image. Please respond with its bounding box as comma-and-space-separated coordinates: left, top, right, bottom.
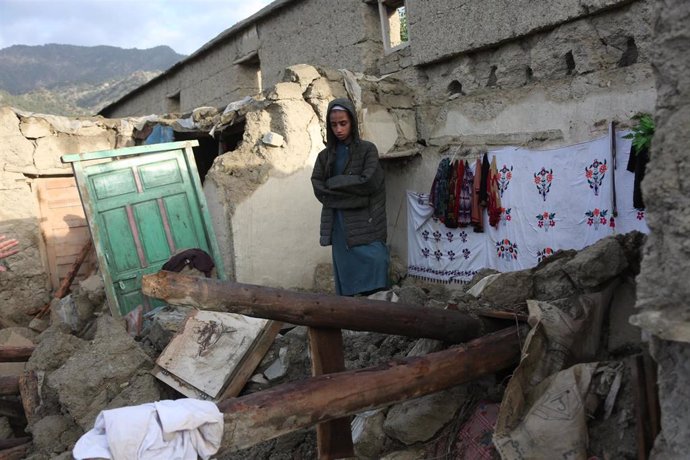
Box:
329, 110, 352, 142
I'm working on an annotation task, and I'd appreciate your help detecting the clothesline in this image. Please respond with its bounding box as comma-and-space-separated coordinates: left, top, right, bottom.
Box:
407, 131, 649, 285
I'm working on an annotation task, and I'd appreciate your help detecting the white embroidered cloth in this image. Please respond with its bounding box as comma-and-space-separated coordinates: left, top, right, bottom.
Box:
407, 133, 648, 284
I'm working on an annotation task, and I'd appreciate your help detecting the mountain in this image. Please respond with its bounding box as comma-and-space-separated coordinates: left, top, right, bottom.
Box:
0, 44, 186, 116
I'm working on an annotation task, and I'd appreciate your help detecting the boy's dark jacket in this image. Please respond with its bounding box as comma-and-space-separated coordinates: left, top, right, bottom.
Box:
311, 98, 387, 247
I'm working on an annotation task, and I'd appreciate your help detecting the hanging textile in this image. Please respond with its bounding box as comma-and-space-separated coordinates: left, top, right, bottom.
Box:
407, 132, 648, 284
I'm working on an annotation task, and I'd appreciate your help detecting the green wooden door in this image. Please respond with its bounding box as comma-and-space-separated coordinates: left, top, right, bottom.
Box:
63, 141, 224, 317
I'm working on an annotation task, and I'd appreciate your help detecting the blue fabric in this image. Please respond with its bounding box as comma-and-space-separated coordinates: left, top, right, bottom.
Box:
145, 125, 175, 145
331, 142, 389, 296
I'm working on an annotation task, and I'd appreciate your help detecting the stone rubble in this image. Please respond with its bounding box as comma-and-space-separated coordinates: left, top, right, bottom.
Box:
1, 228, 646, 459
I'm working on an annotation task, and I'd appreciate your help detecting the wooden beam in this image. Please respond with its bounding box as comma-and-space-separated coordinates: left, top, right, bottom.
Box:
308, 328, 354, 459
0, 378, 19, 396
0, 346, 34, 362
0, 438, 30, 451
18, 371, 40, 426
0, 400, 25, 421
0, 442, 30, 460
142, 271, 498, 343
217, 327, 521, 452
36, 239, 93, 319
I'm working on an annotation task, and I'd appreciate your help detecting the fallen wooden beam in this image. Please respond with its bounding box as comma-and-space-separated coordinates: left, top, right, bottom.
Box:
0, 346, 34, 362
36, 239, 93, 319
217, 327, 521, 452
0, 400, 25, 421
0, 438, 30, 451
143, 271, 501, 343
0, 378, 19, 396
0, 441, 30, 460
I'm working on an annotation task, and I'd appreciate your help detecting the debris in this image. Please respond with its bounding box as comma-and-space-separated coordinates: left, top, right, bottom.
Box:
217, 327, 521, 452
153, 310, 276, 401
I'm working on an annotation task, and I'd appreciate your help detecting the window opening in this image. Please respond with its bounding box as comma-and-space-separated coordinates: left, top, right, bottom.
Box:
379, 0, 409, 53
234, 52, 262, 95
174, 131, 219, 184
167, 91, 181, 114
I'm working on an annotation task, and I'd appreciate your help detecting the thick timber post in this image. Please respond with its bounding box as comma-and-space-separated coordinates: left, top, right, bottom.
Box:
143, 271, 501, 343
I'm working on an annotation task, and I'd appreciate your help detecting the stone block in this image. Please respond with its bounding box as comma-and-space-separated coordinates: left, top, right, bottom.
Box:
262, 131, 285, 147
267, 82, 304, 101
0, 107, 35, 169
383, 385, 467, 444
284, 64, 321, 91
533, 251, 579, 301
20, 117, 53, 139
47, 315, 152, 429
563, 236, 628, 289
33, 135, 79, 170
352, 409, 386, 458
361, 105, 398, 155
479, 269, 534, 307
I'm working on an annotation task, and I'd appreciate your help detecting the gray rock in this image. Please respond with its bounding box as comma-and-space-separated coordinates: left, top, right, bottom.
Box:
480, 269, 534, 307
30, 414, 80, 455
383, 385, 467, 444
105, 372, 161, 411
533, 252, 579, 301
0, 416, 12, 438
352, 409, 386, 459
264, 346, 289, 381
27, 329, 86, 372
396, 286, 427, 307
47, 315, 152, 429
146, 306, 192, 351
563, 236, 629, 289
406, 338, 444, 357
78, 273, 106, 307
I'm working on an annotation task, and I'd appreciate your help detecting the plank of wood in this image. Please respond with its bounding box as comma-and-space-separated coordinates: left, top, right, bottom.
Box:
41, 177, 77, 189
0, 400, 25, 421
217, 327, 521, 452
217, 320, 284, 400
308, 328, 354, 460
0, 377, 19, 396
0, 346, 34, 362
0, 438, 30, 451
143, 271, 498, 343
18, 371, 40, 426
0, 442, 30, 460
631, 355, 649, 460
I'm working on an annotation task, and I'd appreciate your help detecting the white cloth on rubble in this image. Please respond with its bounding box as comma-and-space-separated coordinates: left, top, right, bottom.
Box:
72, 398, 224, 460
406, 132, 648, 284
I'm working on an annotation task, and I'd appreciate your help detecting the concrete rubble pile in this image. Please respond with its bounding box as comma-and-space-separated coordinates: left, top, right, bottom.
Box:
0, 231, 646, 459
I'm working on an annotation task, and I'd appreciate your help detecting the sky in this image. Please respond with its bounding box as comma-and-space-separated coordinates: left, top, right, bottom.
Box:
0, 0, 273, 55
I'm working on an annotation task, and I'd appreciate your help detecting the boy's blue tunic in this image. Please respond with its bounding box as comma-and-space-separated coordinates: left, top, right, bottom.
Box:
331, 141, 389, 296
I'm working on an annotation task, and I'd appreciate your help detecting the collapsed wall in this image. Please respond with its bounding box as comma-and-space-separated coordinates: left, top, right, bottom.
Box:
0, 107, 135, 324
204, 65, 417, 289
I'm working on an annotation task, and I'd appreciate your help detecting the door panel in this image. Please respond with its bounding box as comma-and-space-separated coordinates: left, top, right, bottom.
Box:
64, 141, 224, 317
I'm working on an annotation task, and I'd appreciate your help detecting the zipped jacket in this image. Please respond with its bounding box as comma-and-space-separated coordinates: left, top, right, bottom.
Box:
311, 98, 387, 247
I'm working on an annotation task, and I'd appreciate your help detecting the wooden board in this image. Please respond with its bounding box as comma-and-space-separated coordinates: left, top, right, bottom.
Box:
154, 310, 278, 400
35, 177, 97, 289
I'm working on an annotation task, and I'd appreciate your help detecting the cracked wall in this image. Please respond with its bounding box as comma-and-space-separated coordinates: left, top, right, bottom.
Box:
629, 0, 690, 456
0, 107, 134, 323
